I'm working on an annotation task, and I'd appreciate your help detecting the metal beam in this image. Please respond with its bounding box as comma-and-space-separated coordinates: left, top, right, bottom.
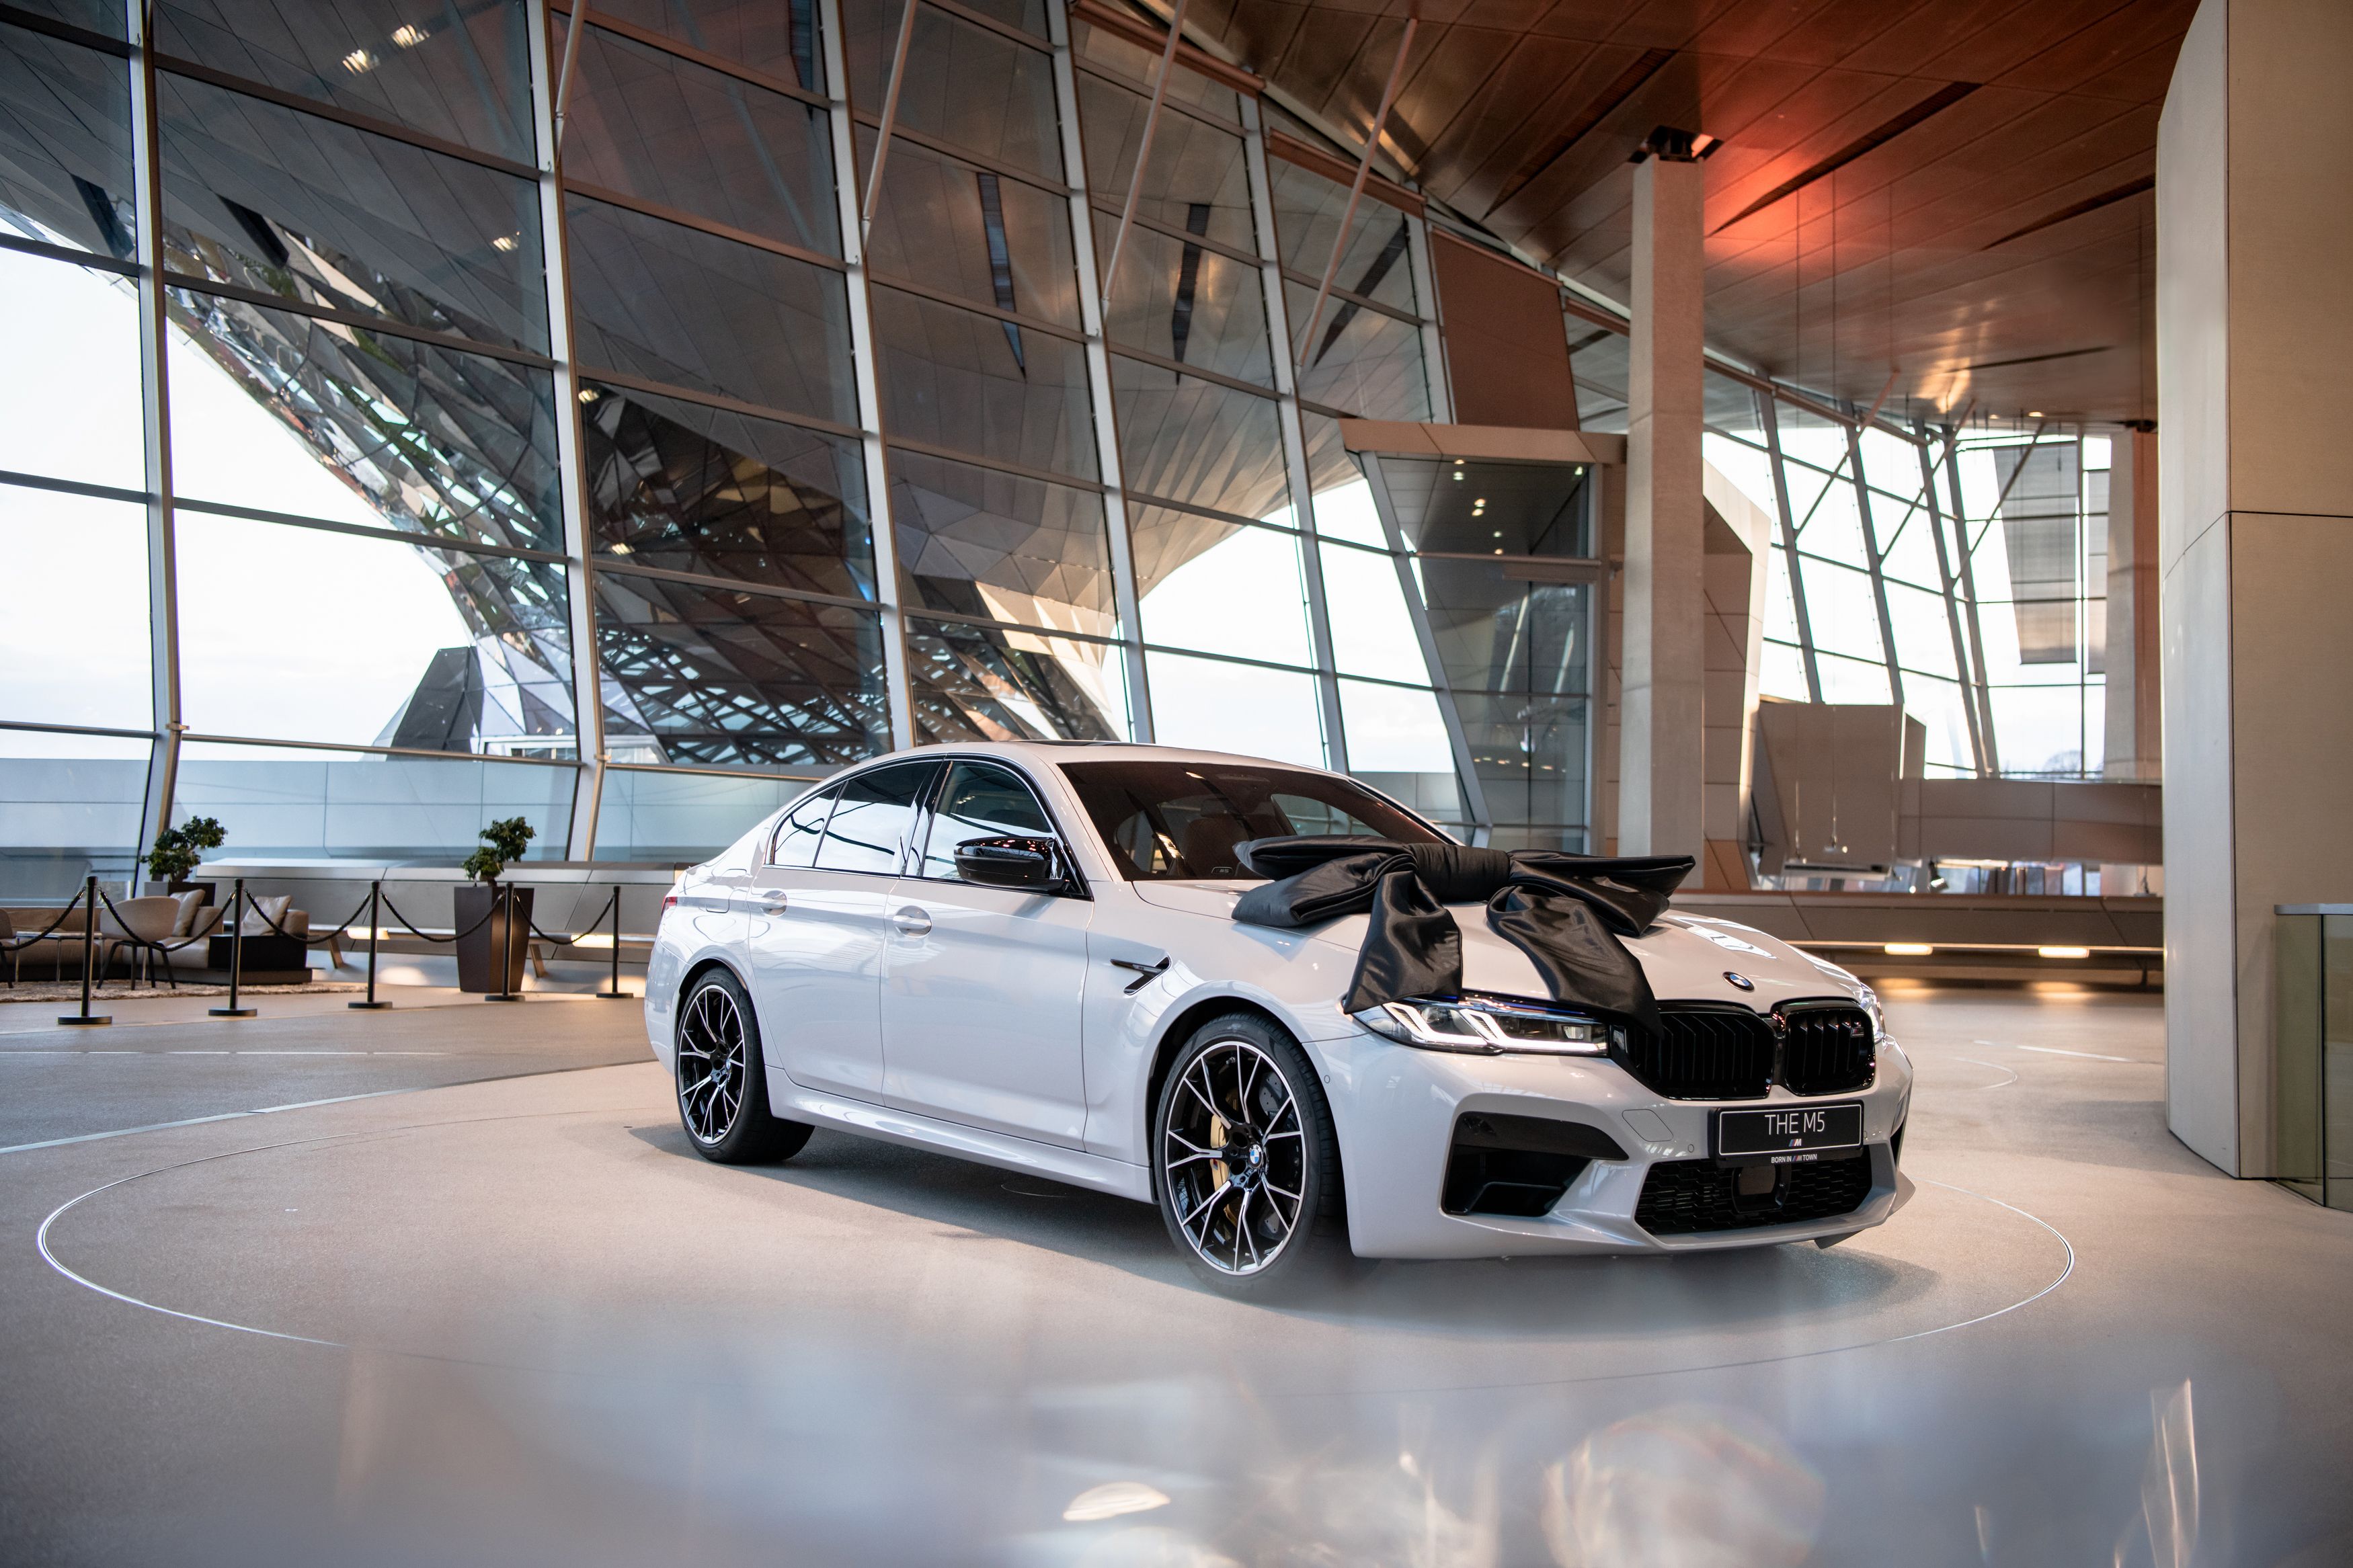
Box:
1938, 425, 1999, 774
1241, 97, 1347, 771
527, 0, 610, 855
553, 0, 588, 149
124, 0, 180, 876
825, 0, 917, 749
1404, 211, 1451, 421
1361, 453, 1492, 841
859, 0, 922, 244
1756, 391, 1822, 703
1294, 14, 1416, 365
1096, 0, 1190, 311
1845, 419, 1905, 708
1915, 423, 1987, 774
1048, 0, 1153, 739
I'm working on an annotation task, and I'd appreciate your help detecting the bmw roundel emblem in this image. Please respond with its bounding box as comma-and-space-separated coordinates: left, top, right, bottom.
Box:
1724, 971, 1755, 991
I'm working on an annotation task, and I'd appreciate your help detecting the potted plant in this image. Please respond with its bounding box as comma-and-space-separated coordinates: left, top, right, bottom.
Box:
141, 816, 225, 899
454, 817, 535, 993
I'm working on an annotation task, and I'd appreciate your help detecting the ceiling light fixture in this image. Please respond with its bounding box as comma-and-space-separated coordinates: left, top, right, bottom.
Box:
493, 234, 519, 251
390, 23, 428, 47
1884, 942, 1933, 956
342, 47, 376, 73
2038, 946, 2091, 960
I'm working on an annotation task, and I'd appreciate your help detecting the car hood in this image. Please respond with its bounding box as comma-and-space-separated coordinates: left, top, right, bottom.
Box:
1131, 880, 1863, 1012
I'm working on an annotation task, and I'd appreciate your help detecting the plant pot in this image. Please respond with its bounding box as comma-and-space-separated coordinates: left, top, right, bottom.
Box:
454, 883, 533, 993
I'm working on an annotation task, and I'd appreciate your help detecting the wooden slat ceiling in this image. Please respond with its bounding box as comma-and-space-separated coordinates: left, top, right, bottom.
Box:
1183, 0, 2193, 423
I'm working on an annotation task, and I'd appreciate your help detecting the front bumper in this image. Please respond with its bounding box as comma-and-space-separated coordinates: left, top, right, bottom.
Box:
1317, 1031, 1915, 1260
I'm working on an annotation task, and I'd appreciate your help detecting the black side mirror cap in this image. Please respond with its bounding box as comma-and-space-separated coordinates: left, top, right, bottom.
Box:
953, 835, 1066, 891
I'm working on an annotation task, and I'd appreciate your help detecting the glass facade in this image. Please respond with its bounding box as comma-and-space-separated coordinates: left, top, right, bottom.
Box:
0, 0, 2116, 895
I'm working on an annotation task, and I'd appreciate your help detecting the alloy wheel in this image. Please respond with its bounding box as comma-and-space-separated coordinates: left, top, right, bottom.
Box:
1160, 1038, 1307, 1276
677, 982, 747, 1144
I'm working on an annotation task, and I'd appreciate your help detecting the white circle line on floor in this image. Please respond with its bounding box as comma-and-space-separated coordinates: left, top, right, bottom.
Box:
1950, 1055, 2021, 1087
32, 1104, 2079, 1393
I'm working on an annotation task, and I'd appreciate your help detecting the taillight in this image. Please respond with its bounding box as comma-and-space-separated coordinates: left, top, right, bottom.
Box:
662, 892, 678, 913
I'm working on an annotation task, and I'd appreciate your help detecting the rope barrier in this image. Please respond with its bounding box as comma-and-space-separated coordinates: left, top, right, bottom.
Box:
376, 890, 500, 946
24, 879, 646, 1014
524, 889, 621, 949
3, 885, 96, 955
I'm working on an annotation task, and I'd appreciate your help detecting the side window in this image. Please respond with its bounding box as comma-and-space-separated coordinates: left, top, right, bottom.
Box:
814, 762, 938, 876
770, 786, 838, 868
919, 762, 1056, 881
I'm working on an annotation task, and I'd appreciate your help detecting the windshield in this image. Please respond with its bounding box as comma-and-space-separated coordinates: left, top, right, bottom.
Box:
1060, 759, 1447, 880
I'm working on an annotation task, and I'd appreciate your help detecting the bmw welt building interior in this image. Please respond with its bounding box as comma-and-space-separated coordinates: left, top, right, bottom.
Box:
3, 0, 2351, 1560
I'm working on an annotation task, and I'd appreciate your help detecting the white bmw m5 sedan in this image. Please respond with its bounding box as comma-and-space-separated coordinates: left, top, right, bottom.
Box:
645, 742, 1914, 1295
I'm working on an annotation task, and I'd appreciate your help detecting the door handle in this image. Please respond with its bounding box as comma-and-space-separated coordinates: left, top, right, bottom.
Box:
891, 906, 932, 936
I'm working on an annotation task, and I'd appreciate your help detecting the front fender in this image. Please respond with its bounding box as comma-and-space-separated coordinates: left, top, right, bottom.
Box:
1080, 896, 1356, 1167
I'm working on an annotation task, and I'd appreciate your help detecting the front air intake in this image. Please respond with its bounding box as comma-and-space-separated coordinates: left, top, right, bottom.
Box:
1634, 1152, 1874, 1235
1441, 1112, 1626, 1218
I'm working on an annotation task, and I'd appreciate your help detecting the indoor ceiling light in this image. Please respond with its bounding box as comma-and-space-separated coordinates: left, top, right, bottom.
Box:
2038, 946, 2090, 960
1884, 942, 1933, 956
493, 233, 518, 251
391, 23, 428, 47
342, 47, 376, 73
577, 387, 599, 402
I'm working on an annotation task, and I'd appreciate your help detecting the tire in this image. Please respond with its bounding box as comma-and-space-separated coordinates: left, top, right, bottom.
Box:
1152, 1011, 1349, 1298
674, 968, 811, 1165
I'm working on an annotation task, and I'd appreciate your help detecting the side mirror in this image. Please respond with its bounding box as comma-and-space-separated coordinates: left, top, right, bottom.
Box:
954, 835, 1066, 891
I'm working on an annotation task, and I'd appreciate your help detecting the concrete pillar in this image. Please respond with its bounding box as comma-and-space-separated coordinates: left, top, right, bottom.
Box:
1618, 141, 1707, 862
2103, 427, 2161, 782
2158, 0, 2353, 1176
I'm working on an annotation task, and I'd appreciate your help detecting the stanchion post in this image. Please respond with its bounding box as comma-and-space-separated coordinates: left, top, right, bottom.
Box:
350, 879, 391, 1010
598, 886, 628, 999
56, 873, 111, 1027
210, 876, 255, 1018
487, 879, 522, 1002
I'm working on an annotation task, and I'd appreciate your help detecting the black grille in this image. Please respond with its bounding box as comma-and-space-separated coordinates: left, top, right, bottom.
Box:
1621, 1001, 1878, 1101
1622, 1006, 1775, 1100
1780, 1005, 1877, 1095
1634, 1153, 1874, 1236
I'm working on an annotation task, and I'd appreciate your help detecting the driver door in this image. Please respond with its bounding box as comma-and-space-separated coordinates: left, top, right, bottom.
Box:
878, 759, 1092, 1146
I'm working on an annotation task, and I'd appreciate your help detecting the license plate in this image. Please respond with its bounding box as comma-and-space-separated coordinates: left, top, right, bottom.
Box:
1714, 1102, 1864, 1164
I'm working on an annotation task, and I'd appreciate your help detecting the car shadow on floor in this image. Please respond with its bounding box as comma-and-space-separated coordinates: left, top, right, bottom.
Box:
625, 1123, 1939, 1339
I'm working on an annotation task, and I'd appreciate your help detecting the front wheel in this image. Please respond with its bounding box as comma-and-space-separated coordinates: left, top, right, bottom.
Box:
675, 968, 811, 1165
1152, 1013, 1347, 1297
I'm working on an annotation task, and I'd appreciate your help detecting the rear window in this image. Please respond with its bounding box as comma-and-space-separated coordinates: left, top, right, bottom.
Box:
1060, 760, 1443, 880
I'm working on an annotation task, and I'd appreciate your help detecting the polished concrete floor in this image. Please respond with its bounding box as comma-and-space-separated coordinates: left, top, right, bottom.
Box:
3, 983, 2350, 1566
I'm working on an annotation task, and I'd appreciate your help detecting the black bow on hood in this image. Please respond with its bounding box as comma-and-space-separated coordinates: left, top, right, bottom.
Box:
1230, 837, 1693, 1030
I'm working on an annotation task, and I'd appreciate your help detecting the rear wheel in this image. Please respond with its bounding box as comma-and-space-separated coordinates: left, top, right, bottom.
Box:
1152, 1012, 1347, 1297
675, 968, 811, 1165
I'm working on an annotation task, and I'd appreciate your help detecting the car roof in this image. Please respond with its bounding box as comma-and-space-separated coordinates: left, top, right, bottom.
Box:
880, 739, 1355, 780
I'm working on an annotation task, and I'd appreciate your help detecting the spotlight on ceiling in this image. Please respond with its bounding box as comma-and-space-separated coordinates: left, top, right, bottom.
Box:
1631, 126, 1720, 164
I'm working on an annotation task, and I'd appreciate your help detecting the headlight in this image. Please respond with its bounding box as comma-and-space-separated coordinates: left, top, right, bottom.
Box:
1854, 983, 1889, 1040
1351, 994, 1620, 1056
